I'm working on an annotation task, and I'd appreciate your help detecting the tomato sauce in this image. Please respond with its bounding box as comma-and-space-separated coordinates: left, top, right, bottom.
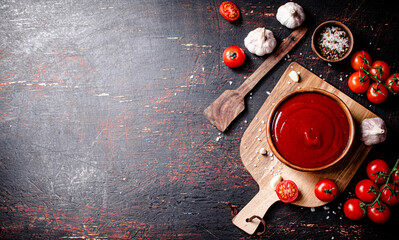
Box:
271, 92, 350, 169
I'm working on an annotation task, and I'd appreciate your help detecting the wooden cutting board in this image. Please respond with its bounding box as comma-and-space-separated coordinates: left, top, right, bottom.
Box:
233, 62, 379, 235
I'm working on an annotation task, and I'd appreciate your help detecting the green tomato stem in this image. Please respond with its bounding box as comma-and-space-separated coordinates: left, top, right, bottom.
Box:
361, 67, 397, 95
362, 159, 399, 210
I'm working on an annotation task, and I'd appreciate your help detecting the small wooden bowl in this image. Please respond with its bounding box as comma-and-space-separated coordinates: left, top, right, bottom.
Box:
266, 88, 355, 172
311, 20, 354, 63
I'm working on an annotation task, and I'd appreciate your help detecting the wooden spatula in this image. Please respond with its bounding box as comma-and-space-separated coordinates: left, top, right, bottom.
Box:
203, 26, 308, 132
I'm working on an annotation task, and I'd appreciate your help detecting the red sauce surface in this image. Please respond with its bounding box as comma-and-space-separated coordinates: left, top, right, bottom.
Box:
271, 92, 350, 169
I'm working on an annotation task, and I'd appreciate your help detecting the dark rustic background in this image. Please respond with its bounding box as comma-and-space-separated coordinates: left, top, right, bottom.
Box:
1, 0, 398, 239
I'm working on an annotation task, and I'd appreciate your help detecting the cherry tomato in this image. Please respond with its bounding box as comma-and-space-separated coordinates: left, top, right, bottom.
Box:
314, 179, 338, 202
275, 180, 299, 203
385, 73, 399, 93
219, 1, 240, 21
223, 46, 245, 68
366, 159, 390, 184
355, 179, 378, 203
367, 82, 389, 104
348, 71, 370, 93
368, 60, 390, 81
344, 198, 366, 220
392, 170, 399, 186
351, 51, 372, 71
367, 202, 390, 224
380, 183, 399, 206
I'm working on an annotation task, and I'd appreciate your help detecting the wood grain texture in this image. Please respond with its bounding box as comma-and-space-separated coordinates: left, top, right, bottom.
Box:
234, 62, 378, 234
0, 0, 398, 239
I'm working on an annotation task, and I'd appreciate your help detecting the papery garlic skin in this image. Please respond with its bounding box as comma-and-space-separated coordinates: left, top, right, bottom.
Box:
276, 2, 306, 29
244, 27, 277, 56
360, 117, 387, 146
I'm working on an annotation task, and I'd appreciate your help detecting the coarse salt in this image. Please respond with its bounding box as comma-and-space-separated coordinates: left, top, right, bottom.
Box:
319, 26, 349, 54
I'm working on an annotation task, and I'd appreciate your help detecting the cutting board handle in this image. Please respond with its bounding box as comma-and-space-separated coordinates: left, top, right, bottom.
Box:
232, 188, 279, 235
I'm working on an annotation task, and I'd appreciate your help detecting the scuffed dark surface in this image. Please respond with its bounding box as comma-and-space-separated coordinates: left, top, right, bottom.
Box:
0, 0, 398, 239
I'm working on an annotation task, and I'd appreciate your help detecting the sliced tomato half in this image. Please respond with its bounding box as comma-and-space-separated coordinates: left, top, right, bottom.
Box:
276, 180, 299, 203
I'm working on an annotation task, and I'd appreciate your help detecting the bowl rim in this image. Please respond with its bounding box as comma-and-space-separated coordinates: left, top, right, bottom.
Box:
311, 20, 354, 63
266, 88, 355, 172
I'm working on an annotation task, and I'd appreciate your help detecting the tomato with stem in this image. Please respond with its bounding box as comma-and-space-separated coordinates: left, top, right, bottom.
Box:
275, 180, 298, 203
392, 170, 399, 186
367, 201, 390, 224
380, 183, 399, 206
355, 179, 379, 203
219, 1, 240, 21
367, 82, 389, 104
344, 198, 366, 220
385, 73, 399, 93
351, 50, 372, 71
223, 46, 245, 68
348, 71, 370, 93
366, 159, 390, 184
314, 179, 338, 202
368, 60, 390, 81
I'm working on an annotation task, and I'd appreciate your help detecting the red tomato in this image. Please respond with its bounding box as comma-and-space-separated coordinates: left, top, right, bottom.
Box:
344, 198, 366, 220
223, 46, 245, 68
275, 180, 299, 203
314, 179, 338, 202
351, 51, 372, 71
219, 1, 240, 21
392, 170, 399, 186
367, 202, 390, 224
366, 159, 390, 184
355, 179, 378, 203
348, 71, 370, 93
380, 183, 399, 206
385, 73, 399, 93
367, 82, 389, 104
368, 60, 390, 81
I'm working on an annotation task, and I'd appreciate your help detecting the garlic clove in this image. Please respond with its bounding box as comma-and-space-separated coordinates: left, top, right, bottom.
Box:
270, 175, 282, 189
288, 70, 300, 82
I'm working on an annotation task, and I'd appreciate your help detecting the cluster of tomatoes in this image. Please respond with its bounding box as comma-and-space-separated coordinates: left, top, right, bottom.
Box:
348, 51, 398, 103
219, 1, 246, 68
343, 159, 399, 224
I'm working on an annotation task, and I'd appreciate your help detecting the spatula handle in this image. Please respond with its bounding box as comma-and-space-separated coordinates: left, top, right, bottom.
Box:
237, 26, 308, 97
232, 189, 279, 235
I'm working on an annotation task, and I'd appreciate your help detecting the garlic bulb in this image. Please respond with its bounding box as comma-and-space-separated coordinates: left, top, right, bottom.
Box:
244, 27, 277, 56
360, 117, 387, 146
276, 2, 305, 29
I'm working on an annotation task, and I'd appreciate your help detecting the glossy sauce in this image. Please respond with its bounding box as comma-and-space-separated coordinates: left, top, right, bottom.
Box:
271, 92, 350, 169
